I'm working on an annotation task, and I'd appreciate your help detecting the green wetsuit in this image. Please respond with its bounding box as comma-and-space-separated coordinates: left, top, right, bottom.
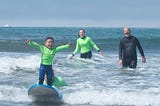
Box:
29, 41, 69, 65
73, 36, 100, 55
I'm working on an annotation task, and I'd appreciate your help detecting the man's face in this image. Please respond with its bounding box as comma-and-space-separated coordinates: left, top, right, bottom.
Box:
124, 28, 130, 37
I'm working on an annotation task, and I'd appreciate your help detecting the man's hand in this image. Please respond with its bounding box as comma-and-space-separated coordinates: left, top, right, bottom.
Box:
118, 60, 123, 65
142, 56, 146, 63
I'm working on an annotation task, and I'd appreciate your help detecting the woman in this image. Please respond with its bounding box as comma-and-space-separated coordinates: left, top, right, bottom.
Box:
69, 29, 103, 59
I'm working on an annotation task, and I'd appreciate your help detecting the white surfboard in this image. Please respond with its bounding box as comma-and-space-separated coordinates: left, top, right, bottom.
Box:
28, 84, 63, 103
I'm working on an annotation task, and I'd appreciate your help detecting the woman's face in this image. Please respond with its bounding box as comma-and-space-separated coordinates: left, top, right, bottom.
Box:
79, 30, 85, 37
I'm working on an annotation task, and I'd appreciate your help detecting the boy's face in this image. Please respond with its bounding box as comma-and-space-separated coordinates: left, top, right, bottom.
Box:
45, 39, 54, 48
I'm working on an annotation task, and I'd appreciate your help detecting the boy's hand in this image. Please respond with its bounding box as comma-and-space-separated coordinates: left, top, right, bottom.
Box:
26, 39, 31, 44
68, 42, 72, 47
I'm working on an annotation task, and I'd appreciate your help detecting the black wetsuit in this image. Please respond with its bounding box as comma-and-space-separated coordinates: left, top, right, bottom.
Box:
119, 35, 145, 68
80, 51, 92, 59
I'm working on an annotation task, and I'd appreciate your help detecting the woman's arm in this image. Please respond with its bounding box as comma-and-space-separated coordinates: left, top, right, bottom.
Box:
72, 39, 80, 56
89, 37, 100, 51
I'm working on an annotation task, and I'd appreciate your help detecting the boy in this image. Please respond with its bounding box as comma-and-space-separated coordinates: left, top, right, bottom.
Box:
26, 37, 71, 86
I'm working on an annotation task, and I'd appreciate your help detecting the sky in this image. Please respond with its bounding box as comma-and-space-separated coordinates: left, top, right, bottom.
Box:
0, 0, 160, 27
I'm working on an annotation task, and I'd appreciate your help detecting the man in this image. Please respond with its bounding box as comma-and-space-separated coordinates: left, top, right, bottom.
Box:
118, 27, 146, 68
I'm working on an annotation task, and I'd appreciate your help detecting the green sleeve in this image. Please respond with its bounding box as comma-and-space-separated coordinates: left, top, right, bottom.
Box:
29, 41, 43, 51
55, 44, 69, 52
89, 37, 100, 51
73, 39, 80, 55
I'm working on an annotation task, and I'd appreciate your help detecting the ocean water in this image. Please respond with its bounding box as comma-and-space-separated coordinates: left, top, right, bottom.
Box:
0, 27, 160, 106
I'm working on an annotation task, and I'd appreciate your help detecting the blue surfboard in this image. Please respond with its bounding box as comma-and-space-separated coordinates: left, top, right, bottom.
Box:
28, 84, 63, 103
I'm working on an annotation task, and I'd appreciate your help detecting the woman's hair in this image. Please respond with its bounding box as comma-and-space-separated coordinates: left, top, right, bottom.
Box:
45, 37, 54, 42
78, 29, 85, 38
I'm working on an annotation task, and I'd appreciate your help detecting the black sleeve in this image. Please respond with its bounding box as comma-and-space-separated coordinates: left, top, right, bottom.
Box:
119, 39, 123, 60
135, 37, 145, 57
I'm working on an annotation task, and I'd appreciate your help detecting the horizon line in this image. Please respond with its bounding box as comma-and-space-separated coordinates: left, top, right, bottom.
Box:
0, 26, 160, 28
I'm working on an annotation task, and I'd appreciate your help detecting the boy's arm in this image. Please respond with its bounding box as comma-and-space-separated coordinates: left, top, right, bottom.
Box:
55, 43, 71, 52
26, 40, 43, 51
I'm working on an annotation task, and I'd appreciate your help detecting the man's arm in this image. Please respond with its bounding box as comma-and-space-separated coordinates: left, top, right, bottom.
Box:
118, 40, 123, 65
135, 38, 145, 57
119, 40, 123, 60
135, 37, 146, 63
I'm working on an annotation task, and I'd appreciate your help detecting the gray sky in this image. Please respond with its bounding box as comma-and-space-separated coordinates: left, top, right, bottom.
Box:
0, 0, 160, 27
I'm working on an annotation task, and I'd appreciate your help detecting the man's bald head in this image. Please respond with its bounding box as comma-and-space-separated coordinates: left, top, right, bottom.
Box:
124, 27, 131, 37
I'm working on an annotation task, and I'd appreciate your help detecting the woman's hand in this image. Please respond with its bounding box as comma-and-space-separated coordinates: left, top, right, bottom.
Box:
98, 50, 103, 56
68, 54, 74, 59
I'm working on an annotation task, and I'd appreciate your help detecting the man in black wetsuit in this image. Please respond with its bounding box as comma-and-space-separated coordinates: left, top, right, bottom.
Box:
118, 27, 146, 68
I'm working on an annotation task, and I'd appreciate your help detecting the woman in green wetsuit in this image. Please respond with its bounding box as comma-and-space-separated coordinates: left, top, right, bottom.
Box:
69, 29, 103, 59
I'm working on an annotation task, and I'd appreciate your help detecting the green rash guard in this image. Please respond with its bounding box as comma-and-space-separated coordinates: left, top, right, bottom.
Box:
29, 41, 69, 65
73, 36, 100, 55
